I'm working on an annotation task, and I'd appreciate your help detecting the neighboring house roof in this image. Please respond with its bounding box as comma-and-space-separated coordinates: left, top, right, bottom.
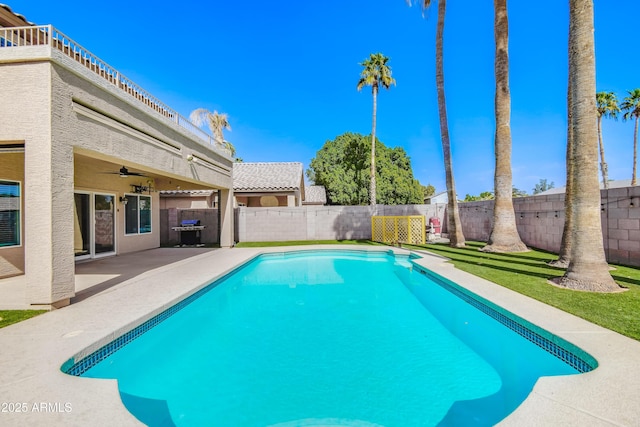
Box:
0, 4, 34, 27
159, 190, 214, 197
303, 185, 327, 205
233, 162, 303, 191
425, 191, 448, 203
535, 179, 635, 196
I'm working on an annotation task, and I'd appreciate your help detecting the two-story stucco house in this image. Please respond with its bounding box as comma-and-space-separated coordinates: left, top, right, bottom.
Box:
0, 5, 234, 309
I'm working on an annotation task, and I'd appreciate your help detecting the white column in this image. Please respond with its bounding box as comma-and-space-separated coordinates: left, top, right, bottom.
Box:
218, 188, 234, 247
24, 139, 75, 308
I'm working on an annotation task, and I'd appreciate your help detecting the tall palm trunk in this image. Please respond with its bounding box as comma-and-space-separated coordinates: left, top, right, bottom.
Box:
559, 0, 619, 292
549, 71, 574, 268
633, 116, 638, 186
597, 116, 609, 188
370, 86, 378, 206
482, 0, 527, 253
435, 0, 464, 247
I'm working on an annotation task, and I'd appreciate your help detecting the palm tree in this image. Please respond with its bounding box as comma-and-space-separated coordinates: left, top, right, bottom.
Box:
596, 91, 620, 189
482, 0, 527, 253
621, 88, 640, 186
357, 53, 396, 206
407, 0, 465, 247
189, 108, 235, 156
549, 68, 574, 268
558, 0, 619, 292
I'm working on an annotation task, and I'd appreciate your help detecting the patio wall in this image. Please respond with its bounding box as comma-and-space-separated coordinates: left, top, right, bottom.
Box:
234, 204, 446, 242
458, 185, 640, 267
161, 187, 640, 267
160, 208, 220, 246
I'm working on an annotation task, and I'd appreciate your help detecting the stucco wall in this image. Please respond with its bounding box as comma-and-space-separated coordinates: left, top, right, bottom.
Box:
0, 47, 235, 304
235, 204, 445, 242
458, 186, 640, 267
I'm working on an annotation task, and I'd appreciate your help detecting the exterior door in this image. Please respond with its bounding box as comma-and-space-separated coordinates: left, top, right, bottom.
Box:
74, 192, 115, 259
94, 194, 115, 255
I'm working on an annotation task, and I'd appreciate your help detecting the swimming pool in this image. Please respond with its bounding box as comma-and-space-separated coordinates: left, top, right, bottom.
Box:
62, 249, 596, 426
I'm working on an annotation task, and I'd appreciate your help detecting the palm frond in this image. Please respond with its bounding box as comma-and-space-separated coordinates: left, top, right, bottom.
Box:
621, 89, 640, 120
596, 91, 621, 120
356, 53, 396, 92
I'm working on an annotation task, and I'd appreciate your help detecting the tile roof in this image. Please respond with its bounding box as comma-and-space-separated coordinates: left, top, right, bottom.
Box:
233, 162, 303, 191
0, 4, 34, 26
159, 190, 215, 196
303, 185, 327, 204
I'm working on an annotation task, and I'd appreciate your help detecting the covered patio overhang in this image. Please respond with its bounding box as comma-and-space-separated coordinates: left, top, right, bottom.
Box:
0, 28, 235, 308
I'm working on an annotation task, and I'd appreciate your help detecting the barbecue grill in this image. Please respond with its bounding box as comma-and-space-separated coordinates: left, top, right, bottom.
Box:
172, 219, 206, 246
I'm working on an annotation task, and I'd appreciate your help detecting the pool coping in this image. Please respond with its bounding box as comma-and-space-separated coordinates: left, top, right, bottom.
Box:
0, 245, 639, 426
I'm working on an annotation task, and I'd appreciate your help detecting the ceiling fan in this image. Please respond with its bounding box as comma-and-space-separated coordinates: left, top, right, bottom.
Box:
103, 166, 147, 178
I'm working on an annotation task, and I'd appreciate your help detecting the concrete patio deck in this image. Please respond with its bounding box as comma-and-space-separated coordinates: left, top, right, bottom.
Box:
0, 246, 639, 426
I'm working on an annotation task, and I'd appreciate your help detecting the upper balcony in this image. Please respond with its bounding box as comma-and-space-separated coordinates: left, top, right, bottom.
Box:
0, 24, 229, 157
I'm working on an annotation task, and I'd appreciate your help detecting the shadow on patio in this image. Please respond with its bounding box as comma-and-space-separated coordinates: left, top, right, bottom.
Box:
73, 247, 217, 303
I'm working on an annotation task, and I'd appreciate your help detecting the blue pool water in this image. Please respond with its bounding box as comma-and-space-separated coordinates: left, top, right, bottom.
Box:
66, 250, 595, 426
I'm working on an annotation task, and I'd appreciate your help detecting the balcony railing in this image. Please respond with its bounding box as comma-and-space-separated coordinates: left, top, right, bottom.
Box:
0, 25, 226, 155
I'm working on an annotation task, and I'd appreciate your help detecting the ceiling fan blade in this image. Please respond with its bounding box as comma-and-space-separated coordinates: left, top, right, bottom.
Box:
98, 166, 147, 177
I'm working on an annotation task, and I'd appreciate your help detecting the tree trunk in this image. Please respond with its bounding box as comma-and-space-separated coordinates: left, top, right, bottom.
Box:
632, 117, 638, 186
549, 69, 574, 268
482, 0, 527, 253
558, 0, 620, 292
597, 116, 609, 189
370, 85, 378, 206
435, 0, 465, 248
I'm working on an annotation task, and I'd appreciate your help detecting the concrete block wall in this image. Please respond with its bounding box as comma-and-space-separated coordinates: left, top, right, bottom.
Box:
458, 186, 640, 267
160, 208, 220, 246
235, 204, 445, 243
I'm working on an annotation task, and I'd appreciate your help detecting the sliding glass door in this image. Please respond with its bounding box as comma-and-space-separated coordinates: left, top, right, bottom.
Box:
94, 194, 115, 254
74, 192, 115, 259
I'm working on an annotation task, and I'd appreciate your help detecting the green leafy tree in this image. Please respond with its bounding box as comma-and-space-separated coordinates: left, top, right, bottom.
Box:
423, 184, 436, 200
464, 191, 494, 202
532, 179, 554, 195
621, 88, 640, 186
596, 91, 620, 189
357, 53, 396, 206
512, 187, 527, 198
307, 133, 423, 205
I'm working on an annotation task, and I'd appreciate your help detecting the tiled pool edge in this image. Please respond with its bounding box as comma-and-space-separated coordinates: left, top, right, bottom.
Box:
2, 245, 638, 427
61, 254, 263, 376
62, 247, 595, 378
411, 264, 597, 373
61, 248, 404, 376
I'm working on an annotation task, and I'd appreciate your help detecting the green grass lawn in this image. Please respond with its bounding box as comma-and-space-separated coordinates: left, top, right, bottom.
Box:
0, 310, 46, 329
406, 241, 640, 341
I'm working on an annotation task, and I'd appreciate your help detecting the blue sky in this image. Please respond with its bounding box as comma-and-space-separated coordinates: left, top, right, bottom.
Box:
9, 1, 640, 197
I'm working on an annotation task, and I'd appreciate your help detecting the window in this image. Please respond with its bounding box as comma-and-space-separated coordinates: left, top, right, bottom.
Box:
0, 180, 20, 247
124, 194, 151, 235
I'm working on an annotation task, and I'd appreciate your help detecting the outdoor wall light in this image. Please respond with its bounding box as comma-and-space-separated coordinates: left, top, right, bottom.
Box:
119, 196, 128, 205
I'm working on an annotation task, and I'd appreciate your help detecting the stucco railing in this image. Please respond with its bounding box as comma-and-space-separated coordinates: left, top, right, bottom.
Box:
0, 25, 225, 154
